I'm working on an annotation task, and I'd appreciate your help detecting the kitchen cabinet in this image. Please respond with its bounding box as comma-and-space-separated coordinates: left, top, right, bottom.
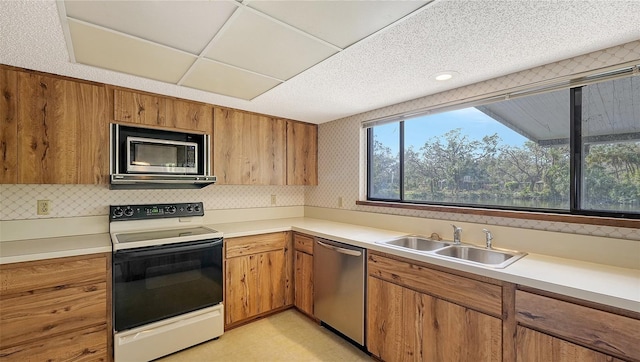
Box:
224, 232, 293, 328
515, 289, 640, 361
214, 108, 286, 185
113, 88, 213, 133
0, 253, 111, 361
0, 67, 18, 183
293, 233, 314, 317
516, 326, 624, 362
367, 251, 504, 361
286, 120, 317, 185
1, 68, 110, 184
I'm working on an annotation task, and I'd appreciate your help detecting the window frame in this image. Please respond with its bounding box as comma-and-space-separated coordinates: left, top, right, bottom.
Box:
365, 73, 640, 221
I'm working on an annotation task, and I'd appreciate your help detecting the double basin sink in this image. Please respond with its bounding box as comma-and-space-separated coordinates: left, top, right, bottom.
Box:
377, 235, 526, 268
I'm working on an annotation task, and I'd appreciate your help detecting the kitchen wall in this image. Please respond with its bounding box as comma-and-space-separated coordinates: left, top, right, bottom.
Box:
1, 41, 638, 267
305, 40, 640, 268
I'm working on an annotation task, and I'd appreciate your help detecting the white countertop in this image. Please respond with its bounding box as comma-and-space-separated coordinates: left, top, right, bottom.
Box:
0, 233, 112, 264
1, 217, 638, 313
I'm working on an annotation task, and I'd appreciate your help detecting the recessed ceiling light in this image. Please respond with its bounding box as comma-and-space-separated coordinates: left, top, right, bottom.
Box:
433, 71, 458, 81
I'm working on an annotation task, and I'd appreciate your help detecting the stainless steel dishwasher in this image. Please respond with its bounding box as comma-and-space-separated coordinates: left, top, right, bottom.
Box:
313, 237, 365, 346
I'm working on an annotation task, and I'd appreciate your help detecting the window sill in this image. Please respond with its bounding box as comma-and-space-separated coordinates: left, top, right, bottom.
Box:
356, 200, 639, 229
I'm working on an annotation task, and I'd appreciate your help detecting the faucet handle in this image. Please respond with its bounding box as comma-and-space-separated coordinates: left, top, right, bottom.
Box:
451, 224, 462, 232
482, 229, 493, 248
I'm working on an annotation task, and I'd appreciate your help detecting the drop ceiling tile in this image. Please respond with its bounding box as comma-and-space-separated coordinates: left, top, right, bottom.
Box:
247, 1, 429, 48
68, 19, 196, 84
204, 8, 338, 80
64, 0, 237, 54
182, 59, 281, 100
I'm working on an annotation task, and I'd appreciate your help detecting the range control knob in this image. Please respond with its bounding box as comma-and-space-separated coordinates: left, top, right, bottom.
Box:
113, 207, 123, 218
194, 204, 201, 212
186, 205, 194, 213
124, 207, 134, 217
166, 206, 177, 214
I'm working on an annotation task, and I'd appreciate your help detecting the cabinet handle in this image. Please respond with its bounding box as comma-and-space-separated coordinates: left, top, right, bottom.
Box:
315, 240, 362, 257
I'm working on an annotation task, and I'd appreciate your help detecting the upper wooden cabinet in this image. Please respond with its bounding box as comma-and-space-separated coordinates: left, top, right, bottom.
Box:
286, 120, 318, 185
0, 68, 18, 183
113, 89, 212, 133
213, 108, 286, 185
2, 69, 110, 184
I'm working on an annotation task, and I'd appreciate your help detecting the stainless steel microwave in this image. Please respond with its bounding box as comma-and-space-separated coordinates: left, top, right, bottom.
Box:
126, 136, 198, 174
110, 124, 215, 189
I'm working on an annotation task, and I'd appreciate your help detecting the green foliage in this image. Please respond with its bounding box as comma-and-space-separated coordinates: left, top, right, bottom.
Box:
371, 129, 640, 211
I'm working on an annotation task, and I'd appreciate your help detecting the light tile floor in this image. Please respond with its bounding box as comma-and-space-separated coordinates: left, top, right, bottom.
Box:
157, 309, 371, 361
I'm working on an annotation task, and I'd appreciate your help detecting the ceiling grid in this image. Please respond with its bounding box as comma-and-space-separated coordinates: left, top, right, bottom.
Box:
1, 1, 638, 123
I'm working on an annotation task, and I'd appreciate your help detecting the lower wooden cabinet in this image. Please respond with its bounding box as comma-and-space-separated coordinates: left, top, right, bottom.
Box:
367, 251, 504, 362
516, 326, 624, 362
515, 290, 640, 361
224, 232, 293, 327
0, 253, 111, 361
368, 275, 502, 361
293, 233, 314, 317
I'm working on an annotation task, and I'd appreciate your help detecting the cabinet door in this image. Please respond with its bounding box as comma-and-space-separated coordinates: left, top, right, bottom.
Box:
286, 120, 317, 185
0, 68, 18, 183
113, 89, 166, 127
418, 293, 502, 361
114, 89, 212, 133
165, 98, 212, 133
367, 276, 404, 361
214, 108, 285, 185
368, 276, 502, 362
17, 72, 109, 184
517, 326, 623, 362
225, 250, 286, 325
294, 250, 313, 316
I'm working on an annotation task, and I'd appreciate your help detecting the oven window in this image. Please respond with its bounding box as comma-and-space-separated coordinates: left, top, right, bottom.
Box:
113, 239, 223, 332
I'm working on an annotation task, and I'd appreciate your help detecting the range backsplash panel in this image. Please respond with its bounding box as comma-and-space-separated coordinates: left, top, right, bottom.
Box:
0, 184, 304, 220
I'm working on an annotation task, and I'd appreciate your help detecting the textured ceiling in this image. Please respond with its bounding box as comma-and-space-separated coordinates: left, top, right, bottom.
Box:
1, 0, 639, 124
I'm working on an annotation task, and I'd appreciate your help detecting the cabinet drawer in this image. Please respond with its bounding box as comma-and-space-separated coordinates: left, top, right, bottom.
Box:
294, 233, 314, 255
0, 282, 107, 348
0, 254, 107, 295
368, 252, 502, 317
516, 290, 640, 360
225, 232, 287, 259
0, 324, 108, 361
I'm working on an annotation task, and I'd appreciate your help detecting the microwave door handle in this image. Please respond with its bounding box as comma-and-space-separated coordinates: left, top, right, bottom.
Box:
116, 239, 223, 259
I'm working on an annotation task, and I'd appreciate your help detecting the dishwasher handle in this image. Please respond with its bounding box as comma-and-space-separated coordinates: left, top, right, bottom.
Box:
315, 239, 362, 257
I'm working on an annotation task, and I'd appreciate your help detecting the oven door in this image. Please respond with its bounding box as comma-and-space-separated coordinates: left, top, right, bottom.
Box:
113, 238, 223, 332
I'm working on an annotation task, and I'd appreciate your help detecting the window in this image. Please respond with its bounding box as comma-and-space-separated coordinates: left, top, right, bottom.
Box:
367, 72, 639, 218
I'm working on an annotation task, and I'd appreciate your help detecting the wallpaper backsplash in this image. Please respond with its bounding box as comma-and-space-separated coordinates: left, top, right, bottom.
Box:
305, 40, 640, 241
0, 184, 304, 220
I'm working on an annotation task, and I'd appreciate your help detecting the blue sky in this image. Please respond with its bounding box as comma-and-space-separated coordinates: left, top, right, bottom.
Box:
374, 107, 528, 154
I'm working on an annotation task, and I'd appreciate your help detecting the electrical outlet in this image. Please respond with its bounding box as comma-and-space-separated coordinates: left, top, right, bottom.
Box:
338, 197, 343, 208
271, 194, 277, 205
37, 200, 51, 215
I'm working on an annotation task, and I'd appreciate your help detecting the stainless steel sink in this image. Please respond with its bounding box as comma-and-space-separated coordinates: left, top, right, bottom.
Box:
435, 245, 526, 268
378, 236, 451, 251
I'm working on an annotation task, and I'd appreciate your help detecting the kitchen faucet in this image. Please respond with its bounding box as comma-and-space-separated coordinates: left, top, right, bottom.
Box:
483, 229, 493, 249
451, 224, 462, 245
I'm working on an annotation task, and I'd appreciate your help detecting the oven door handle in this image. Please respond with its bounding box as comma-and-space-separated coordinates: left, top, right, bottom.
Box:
116, 239, 223, 259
